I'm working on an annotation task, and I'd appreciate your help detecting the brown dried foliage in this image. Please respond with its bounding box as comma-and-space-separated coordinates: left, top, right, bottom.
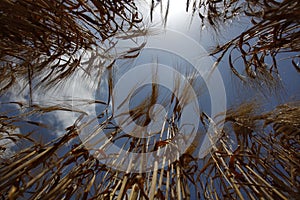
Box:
0, 0, 144, 93
189, 0, 300, 85
0, 0, 299, 199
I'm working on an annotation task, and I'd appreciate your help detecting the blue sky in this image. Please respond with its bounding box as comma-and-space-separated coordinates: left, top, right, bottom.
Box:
1, 0, 299, 173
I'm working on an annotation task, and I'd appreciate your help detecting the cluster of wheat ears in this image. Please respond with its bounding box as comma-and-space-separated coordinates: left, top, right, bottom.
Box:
0, 0, 299, 199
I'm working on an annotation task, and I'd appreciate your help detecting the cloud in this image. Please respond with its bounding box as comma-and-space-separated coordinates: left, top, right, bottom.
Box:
0, 128, 20, 159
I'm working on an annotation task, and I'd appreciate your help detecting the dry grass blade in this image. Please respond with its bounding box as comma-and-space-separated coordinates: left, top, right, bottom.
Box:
196, 100, 300, 199
188, 0, 300, 89
0, 0, 145, 95
0, 1, 299, 200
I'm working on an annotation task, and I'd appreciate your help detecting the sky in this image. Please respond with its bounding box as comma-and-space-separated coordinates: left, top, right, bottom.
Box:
1, 0, 299, 169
